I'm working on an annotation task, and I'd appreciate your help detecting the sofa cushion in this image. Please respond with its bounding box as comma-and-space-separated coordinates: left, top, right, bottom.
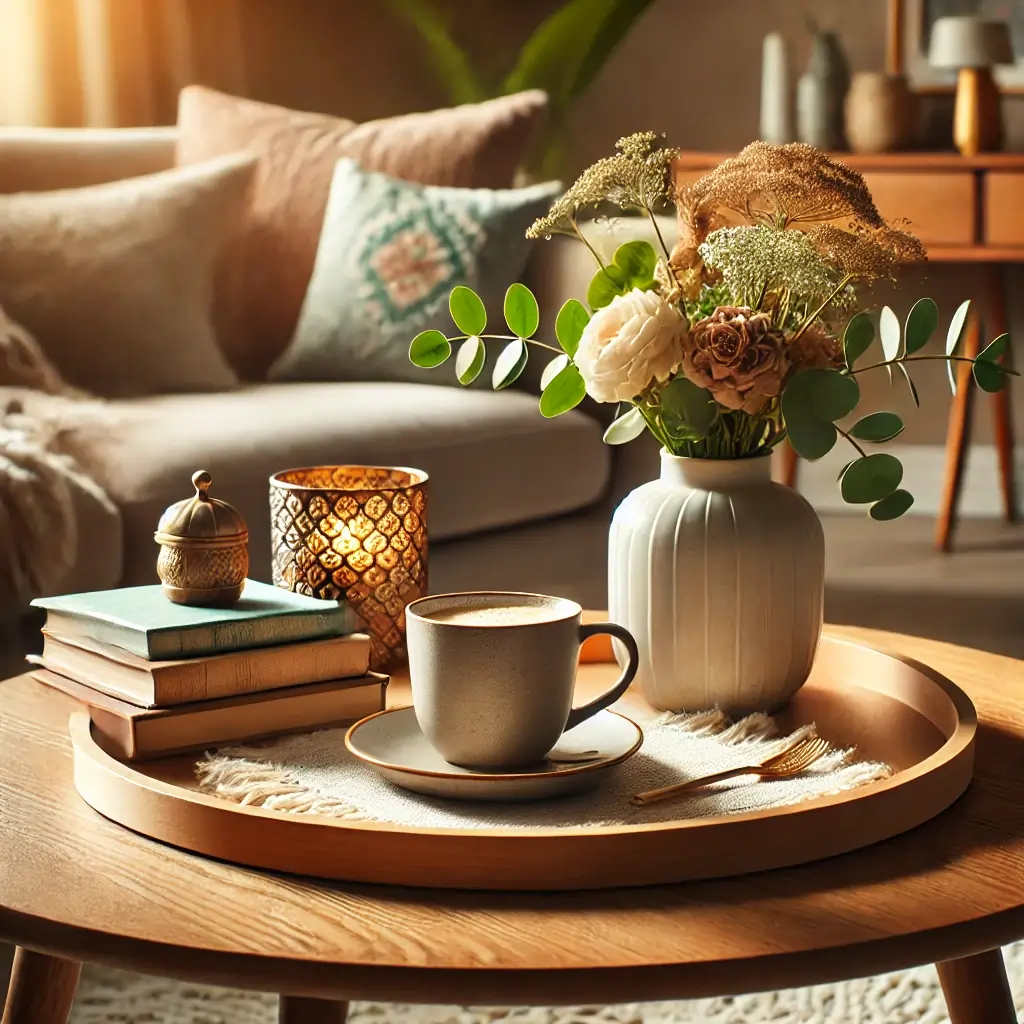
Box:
175, 86, 548, 381
63, 383, 610, 587
271, 162, 559, 386
0, 155, 254, 397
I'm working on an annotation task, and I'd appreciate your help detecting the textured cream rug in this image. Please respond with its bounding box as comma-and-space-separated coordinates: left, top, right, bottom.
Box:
72, 945, 1024, 1023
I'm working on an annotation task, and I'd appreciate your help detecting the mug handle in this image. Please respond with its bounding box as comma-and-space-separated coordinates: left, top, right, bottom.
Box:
564, 622, 640, 732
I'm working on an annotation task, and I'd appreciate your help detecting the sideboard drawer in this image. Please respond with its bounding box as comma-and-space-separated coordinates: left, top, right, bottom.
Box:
984, 173, 1024, 245
861, 172, 975, 246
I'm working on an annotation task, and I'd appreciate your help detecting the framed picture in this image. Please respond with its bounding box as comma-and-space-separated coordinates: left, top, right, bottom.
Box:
895, 0, 1024, 89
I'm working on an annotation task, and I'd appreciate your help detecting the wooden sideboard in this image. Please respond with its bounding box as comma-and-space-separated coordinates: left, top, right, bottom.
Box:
674, 152, 1022, 551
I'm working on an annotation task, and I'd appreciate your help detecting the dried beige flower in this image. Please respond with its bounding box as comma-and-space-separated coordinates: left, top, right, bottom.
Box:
683, 306, 789, 414
786, 324, 844, 372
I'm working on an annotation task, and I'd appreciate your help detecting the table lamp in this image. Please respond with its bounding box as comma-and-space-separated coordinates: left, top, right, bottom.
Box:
929, 16, 1014, 156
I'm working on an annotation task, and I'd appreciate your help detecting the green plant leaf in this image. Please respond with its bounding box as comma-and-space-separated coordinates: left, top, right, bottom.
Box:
455, 336, 485, 385
840, 453, 903, 504
539, 362, 586, 417
612, 240, 657, 286
979, 332, 1010, 363
782, 368, 861, 423
946, 299, 971, 395
870, 488, 915, 520
449, 285, 486, 336
895, 361, 920, 408
503, 282, 539, 339
492, 338, 528, 390
409, 329, 451, 368
659, 377, 717, 438
879, 305, 901, 367
555, 298, 590, 357
785, 416, 837, 461
602, 405, 646, 444
384, 0, 486, 105
849, 411, 905, 443
905, 297, 938, 355
843, 311, 874, 368
502, 0, 658, 111
540, 353, 570, 390
587, 264, 628, 311
974, 359, 1011, 393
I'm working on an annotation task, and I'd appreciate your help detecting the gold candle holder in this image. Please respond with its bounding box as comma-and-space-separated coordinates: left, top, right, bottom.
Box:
269, 466, 428, 670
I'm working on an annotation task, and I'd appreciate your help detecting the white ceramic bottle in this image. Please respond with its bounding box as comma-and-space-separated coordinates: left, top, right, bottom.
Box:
608, 452, 824, 712
760, 32, 793, 144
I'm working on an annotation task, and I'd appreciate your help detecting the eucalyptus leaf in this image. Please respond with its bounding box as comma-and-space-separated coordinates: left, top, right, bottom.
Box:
492, 338, 528, 390
781, 368, 861, 423
840, 453, 903, 504
455, 336, 485, 385
869, 488, 915, 521
503, 282, 539, 339
660, 376, 717, 437
602, 405, 646, 445
409, 329, 451, 368
895, 361, 920, 408
555, 298, 590, 357
449, 285, 487, 337
905, 297, 938, 355
879, 305, 901, 370
974, 358, 1011, 393
587, 264, 628, 310
539, 362, 586, 418
843, 311, 874, 368
946, 299, 971, 395
612, 240, 657, 285
978, 332, 1010, 363
849, 411, 904, 443
785, 416, 837, 461
540, 353, 570, 391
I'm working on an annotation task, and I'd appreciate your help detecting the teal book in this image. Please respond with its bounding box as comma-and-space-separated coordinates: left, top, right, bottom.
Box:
32, 580, 356, 661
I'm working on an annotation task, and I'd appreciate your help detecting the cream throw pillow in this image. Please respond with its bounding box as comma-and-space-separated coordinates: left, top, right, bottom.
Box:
0, 154, 255, 397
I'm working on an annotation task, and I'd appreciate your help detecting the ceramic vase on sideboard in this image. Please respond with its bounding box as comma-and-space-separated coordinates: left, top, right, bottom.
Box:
608, 452, 824, 712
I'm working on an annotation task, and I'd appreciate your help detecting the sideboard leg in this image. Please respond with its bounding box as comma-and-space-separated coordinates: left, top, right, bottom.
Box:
279, 995, 349, 1023
776, 441, 798, 489
936, 300, 981, 552
937, 948, 1016, 1023
1, 948, 81, 1024
987, 264, 1016, 523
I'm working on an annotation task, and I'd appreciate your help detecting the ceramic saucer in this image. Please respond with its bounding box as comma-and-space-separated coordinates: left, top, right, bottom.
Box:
344, 707, 643, 802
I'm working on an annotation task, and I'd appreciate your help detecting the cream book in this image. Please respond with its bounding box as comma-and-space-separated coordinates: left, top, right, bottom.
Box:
32, 630, 371, 708
32, 668, 388, 761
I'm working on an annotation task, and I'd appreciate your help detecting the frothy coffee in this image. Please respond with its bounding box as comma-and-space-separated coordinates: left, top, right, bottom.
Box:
425, 603, 561, 627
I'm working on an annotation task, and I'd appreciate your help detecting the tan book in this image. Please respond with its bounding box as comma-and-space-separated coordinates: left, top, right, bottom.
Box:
32, 667, 387, 761
32, 630, 370, 708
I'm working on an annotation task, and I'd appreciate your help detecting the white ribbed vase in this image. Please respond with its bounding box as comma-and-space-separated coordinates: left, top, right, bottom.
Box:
608, 451, 824, 712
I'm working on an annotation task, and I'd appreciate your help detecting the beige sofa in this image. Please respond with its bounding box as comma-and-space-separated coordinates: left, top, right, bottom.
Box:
0, 126, 660, 616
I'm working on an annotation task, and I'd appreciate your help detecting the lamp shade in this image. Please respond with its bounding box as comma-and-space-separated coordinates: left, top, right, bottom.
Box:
929, 16, 1014, 69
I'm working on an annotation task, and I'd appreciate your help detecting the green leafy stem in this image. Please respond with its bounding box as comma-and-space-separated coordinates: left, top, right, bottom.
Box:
783, 298, 1017, 520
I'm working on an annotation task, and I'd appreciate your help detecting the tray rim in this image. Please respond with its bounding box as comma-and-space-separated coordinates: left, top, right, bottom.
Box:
72, 633, 977, 841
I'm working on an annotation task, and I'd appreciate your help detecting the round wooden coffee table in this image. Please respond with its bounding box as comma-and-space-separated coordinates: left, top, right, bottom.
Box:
2, 625, 1023, 1024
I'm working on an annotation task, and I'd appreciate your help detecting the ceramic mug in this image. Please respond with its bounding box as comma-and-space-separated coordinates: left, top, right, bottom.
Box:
405, 591, 639, 769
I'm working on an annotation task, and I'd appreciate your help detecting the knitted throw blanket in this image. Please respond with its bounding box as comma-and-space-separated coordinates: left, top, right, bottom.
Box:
0, 308, 117, 613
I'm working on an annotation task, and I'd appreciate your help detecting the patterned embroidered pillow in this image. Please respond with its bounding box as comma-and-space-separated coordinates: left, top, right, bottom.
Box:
269, 161, 560, 385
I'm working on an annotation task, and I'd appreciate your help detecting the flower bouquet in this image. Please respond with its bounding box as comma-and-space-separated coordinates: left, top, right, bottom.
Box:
409, 135, 1015, 710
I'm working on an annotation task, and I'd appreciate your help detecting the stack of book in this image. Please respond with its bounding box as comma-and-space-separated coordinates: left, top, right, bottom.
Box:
29, 579, 386, 760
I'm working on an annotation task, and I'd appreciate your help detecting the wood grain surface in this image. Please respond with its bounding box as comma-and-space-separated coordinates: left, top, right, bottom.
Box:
1, 626, 1023, 1006
66, 635, 977, 891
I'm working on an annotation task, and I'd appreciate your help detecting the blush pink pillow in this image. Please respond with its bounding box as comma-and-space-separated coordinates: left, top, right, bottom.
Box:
175, 86, 548, 379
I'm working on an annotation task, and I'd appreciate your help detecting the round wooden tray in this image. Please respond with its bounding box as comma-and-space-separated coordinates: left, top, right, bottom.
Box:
71, 632, 977, 891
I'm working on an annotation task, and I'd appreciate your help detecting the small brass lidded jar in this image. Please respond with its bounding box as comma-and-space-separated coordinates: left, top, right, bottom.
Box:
155, 470, 249, 606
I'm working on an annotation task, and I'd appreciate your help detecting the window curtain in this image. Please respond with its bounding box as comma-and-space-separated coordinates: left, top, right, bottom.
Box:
0, 0, 247, 126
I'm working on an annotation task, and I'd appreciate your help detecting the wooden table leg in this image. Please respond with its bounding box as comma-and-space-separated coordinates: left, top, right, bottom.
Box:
937, 948, 1016, 1023
936, 301, 982, 552
987, 264, 1017, 523
1, 948, 80, 1024
279, 995, 349, 1023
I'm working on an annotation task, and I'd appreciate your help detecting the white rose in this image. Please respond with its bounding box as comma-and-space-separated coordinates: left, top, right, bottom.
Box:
574, 288, 688, 404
